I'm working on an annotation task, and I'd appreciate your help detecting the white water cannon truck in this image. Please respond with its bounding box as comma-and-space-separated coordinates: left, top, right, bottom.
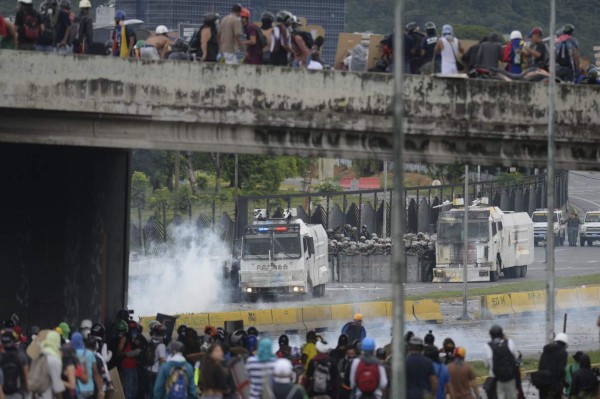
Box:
238, 209, 329, 301
433, 198, 534, 282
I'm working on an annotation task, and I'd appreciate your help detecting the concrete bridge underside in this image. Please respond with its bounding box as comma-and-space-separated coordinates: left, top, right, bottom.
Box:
1, 51, 600, 169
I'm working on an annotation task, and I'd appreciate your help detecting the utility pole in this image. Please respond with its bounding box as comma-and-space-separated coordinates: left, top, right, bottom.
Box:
460, 165, 470, 320
546, 0, 557, 344
383, 161, 388, 238
391, 0, 407, 398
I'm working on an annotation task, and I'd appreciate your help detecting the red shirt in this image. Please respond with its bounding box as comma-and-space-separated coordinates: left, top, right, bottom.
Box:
122, 341, 137, 369
244, 23, 263, 65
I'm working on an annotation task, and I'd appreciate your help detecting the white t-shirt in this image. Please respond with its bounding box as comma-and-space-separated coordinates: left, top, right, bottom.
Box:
150, 342, 167, 373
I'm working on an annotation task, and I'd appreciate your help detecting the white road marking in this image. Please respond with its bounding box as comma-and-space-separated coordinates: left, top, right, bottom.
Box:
570, 195, 600, 208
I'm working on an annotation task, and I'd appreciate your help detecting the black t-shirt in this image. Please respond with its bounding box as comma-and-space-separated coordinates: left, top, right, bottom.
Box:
406, 354, 435, 399
14, 9, 42, 44
54, 9, 71, 44
404, 34, 415, 58
529, 41, 549, 69
421, 35, 440, 64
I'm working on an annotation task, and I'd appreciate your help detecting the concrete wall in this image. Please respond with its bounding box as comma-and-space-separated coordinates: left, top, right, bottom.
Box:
0, 143, 130, 327
1, 51, 599, 168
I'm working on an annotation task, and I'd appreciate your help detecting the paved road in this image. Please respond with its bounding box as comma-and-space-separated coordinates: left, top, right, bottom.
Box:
569, 171, 600, 213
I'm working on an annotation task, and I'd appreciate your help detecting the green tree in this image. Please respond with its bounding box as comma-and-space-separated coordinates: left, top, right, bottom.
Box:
315, 178, 341, 193
352, 160, 383, 178
223, 155, 301, 194
132, 150, 176, 191
173, 185, 197, 219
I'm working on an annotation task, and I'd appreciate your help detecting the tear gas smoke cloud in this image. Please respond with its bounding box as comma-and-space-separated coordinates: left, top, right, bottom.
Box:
128, 223, 231, 316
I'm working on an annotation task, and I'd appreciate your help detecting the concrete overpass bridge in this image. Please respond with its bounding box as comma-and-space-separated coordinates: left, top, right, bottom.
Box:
0, 50, 598, 327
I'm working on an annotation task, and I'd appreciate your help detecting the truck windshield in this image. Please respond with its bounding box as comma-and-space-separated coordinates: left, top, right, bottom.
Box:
586, 214, 600, 223
438, 219, 489, 244
242, 236, 271, 259
242, 233, 301, 260
272, 234, 301, 259
532, 213, 557, 223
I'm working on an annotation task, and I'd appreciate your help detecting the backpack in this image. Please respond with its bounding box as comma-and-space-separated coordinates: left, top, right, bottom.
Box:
28, 354, 52, 395
256, 27, 267, 49
355, 360, 380, 395
556, 40, 572, 67
69, 20, 81, 45
188, 29, 200, 55
23, 13, 41, 41
0, 351, 22, 394
165, 365, 188, 399
293, 31, 314, 50
143, 341, 158, 368
489, 340, 516, 382
502, 43, 512, 64
311, 360, 332, 394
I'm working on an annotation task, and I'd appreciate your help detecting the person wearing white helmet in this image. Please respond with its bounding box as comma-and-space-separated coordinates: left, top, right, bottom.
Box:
80, 319, 93, 338
272, 358, 306, 399
534, 332, 568, 399
14, 0, 42, 51
72, 0, 93, 53
505, 30, 531, 74
141, 25, 170, 59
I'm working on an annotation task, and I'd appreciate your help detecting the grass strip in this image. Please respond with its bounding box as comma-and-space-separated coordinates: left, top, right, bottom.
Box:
407, 274, 600, 301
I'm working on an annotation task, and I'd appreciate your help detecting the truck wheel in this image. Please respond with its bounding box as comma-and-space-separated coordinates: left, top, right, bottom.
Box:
560, 234, 565, 246
588, 239, 593, 247
305, 280, 314, 299
534, 239, 539, 247
581, 238, 586, 247
521, 265, 527, 277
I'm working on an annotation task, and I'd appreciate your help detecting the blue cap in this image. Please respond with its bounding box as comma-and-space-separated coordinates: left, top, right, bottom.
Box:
362, 337, 376, 352
442, 24, 453, 36
115, 10, 126, 20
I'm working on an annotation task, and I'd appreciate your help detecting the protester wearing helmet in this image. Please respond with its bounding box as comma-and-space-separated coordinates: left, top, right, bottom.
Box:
270, 10, 292, 65
46, 0, 72, 53
13, 0, 42, 51
349, 337, 388, 399
555, 23, 580, 82
141, 25, 170, 59
240, 8, 263, 65
196, 13, 219, 62
535, 332, 569, 399
484, 325, 518, 399
276, 334, 292, 359
341, 314, 367, 344
447, 347, 479, 399
420, 21, 440, 74
72, 0, 92, 53
218, 3, 244, 64
147, 323, 167, 397
112, 10, 136, 58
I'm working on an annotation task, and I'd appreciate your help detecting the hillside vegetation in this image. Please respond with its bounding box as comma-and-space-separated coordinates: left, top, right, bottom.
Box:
346, 0, 599, 57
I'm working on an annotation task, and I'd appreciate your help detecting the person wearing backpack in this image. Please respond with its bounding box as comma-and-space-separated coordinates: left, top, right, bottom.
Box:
349, 337, 387, 399
147, 324, 167, 399
569, 353, 598, 399
72, 332, 103, 399
272, 359, 305, 399
0, 329, 28, 399
555, 24, 580, 83
483, 325, 518, 399
337, 345, 356, 399
534, 333, 568, 399
153, 342, 195, 399
240, 8, 263, 65
36, 330, 67, 399
14, 0, 42, 50
289, 16, 312, 68
269, 11, 292, 66
504, 31, 529, 74
71, 0, 93, 53
303, 340, 337, 398
405, 337, 437, 399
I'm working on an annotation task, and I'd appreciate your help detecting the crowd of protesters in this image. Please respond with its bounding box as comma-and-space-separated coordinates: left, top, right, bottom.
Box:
1, 0, 598, 82
1, 309, 599, 399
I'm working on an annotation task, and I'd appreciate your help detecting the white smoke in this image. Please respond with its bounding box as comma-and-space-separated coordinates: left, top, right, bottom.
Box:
128, 223, 231, 316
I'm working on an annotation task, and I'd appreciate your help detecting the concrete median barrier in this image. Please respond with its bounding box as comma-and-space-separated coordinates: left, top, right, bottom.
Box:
510, 292, 538, 315
359, 302, 388, 318
413, 300, 443, 323
556, 288, 580, 311
481, 294, 514, 318
302, 306, 332, 322
576, 286, 600, 309
330, 304, 356, 320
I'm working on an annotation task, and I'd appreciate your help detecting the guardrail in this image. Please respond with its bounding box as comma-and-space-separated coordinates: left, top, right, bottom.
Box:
481, 285, 600, 319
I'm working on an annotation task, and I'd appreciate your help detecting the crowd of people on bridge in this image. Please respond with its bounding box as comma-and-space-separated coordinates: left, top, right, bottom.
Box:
1, 0, 599, 83
1, 309, 599, 399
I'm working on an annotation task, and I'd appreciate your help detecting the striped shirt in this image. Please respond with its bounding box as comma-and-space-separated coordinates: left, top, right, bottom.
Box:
245, 356, 275, 399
